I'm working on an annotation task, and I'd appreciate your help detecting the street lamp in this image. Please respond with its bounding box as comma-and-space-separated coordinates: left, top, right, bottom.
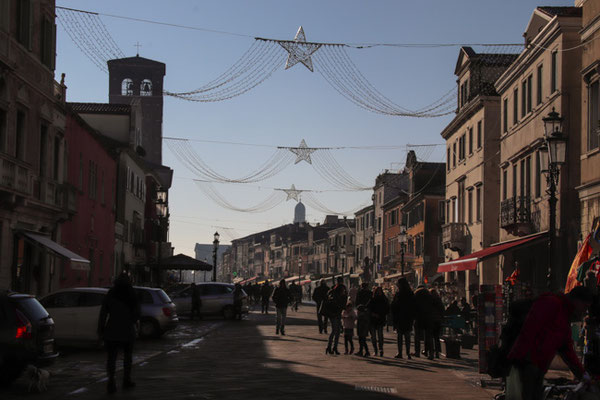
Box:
541, 108, 566, 291
398, 225, 407, 276
212, 231, 220, 282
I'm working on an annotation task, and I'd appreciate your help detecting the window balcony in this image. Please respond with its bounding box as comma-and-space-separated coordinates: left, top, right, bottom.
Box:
0, 154, 32, 196
442, 223, 468, 253
500, 196, 533, 236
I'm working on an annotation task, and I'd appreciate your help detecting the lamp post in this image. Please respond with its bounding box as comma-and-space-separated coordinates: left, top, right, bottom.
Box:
398, 225, 407, 276
541, 108, 566, 291
212, 231, 220, 282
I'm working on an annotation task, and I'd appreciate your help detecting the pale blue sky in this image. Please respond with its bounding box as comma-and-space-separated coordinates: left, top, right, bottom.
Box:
55, 0, 573, 255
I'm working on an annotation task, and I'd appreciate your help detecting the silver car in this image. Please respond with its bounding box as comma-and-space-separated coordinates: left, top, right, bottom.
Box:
133, 286, 179, 338
171, 283, 248, 319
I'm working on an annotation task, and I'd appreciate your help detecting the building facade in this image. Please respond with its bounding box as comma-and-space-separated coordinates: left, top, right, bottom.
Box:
354, 205, 374, 281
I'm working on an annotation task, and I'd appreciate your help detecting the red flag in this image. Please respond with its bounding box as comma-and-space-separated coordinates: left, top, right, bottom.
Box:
424, 276, 429, 284
505, 268, 520, 286
565, 233, 593, 293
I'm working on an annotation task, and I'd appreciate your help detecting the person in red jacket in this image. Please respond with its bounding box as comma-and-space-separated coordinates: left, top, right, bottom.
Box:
506, 286, 593, 400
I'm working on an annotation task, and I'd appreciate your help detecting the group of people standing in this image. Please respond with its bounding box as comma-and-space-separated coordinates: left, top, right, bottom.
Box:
312, 277, 455, 360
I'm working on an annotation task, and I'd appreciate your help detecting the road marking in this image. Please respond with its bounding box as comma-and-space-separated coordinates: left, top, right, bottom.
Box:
68, 387, 89, 395
182, 337, 204, 347
355, 386, 397, 394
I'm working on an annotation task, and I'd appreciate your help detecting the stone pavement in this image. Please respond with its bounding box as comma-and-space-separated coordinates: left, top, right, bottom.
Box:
28, 304, 499, 400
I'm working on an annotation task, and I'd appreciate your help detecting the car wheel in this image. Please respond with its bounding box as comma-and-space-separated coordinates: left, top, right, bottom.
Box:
223, 305, 235, 320
139, 318, 160, 338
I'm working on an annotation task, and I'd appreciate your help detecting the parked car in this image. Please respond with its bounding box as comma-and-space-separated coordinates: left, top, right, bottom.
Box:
0, 291, 58, 386
171, 282, 248, 319
39, 286, 178, 345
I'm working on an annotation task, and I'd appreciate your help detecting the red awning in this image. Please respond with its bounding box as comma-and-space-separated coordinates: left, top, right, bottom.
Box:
437, 232, 547, 273
239, 276, 258, 285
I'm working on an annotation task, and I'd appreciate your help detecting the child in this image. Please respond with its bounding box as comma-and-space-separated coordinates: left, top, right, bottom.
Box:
356, 304, 370, 357
341, 302, 357, 355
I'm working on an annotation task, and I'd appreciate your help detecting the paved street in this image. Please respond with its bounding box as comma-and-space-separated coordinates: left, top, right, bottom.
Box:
2, 305, 503, 399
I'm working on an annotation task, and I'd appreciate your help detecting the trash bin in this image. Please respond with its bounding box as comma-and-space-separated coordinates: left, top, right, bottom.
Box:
441, 336, 461, 359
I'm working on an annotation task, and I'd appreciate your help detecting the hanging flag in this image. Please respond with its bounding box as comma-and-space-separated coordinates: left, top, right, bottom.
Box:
424, 275, 429, 284
505, 268, 520, 286
565, 233, 593, 293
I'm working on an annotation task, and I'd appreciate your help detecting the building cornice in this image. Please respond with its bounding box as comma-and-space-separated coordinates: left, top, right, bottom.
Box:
581, 13, 600, 41
440, 95, 497, 140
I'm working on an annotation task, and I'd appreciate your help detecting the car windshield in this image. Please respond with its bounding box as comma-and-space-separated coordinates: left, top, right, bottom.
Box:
156, 290, 172, 304
16, 297, 49, 321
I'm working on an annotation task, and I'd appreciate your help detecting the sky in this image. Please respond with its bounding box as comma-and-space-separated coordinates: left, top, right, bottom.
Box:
54, 0, 574, 255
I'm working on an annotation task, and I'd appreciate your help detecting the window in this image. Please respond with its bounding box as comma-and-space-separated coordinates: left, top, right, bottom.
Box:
476, 186, 482, 222
521, 80, 527, 118
16, 0, 32, 48
0, 0, 9, 31
140, 79, 152, 96
438, 200, 445, 222
459, 134, 466, 161
535, 150, 542, 198
513, 88, 519, 125
447, 147, 450, 171
15, 110, 26, 160
452, 142, 456, 167
89, 160, 97, 200
468, 127, 473, 155
525, 156, 531, 199
467, 188, 473, 224
446, 201, 450, 223
551, 51, 558, 93
458, 180, 465, 222
537, 64, 543, 105
0, 109, 6, 152
451, 197, 457, 223
101, 171, 105, 205
79, 292, 105, 307
502, 169, 508, 201
79, 153, 83, 190
477, 120, 482, 149
503, 98, 508, 133
40, 16, 56, 69
53, 136, 60, 180
588, 80, 600, 151
39, 125, 47, 176
527, 75, 533, 113
122, 79, 134, 96
512, 164, 518, 198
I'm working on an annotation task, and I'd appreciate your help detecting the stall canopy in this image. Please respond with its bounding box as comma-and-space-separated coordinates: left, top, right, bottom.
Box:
160, 254, 212, 271
23, 232, 90, 271
239, 276, 258, 285
437, 232, 547, 273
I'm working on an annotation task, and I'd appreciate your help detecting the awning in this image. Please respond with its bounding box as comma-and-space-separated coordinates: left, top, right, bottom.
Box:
437, 232, 547, 273
384, 271, 415, 281
239, 276, 258, 285
23, 232, 90, 271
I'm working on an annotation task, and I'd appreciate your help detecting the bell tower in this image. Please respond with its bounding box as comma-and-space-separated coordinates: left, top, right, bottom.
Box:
107, 56, 166, 165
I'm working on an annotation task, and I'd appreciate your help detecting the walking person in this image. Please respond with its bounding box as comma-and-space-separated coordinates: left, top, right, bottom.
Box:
97, 273, 141, 394
233, 283, 244, 320
272, 280, 293, 335
368, 286, 390, 357
312, 280, 329, 334
190, 283, 202, 320
289, 282, 299, 312
260, 281, 273, 314
325, 277, 347, 355
356, 304, 371, 357
342, 302, 357, 355
413, 285, 434, 359
355, 282, 372, 307
430, 289, 445, 359
391, 278, 414, 359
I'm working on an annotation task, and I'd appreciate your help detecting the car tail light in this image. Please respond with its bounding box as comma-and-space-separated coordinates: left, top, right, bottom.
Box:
15, 309, 33, 339
162, 307, 173, 317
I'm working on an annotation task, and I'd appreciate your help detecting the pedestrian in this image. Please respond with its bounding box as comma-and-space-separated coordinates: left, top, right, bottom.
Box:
445, 300, 461, 316
413, 285, 434, 359
506, 287, 593, 400
349, 284, 359, 305
430, 289, 445, 359
368, 286, 390, 357
342, 302, 357, 355
190, 282, 202, 320
355, 282, 372, 307
312, 280, 329, 334
325, 277, 347, 355
260, 281, 272, 314
272, 279, 293, 335
391, 278, 414, 359
289, 282, 299, 311
460, 297, 472, 332
253, 283, 261, 306
356, 304, 371, 357
233, 283, 244, 320
97, 272, 141, 394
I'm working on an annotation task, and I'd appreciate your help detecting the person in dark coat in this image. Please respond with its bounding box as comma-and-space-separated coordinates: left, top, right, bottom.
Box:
391, 278, 414, 359
460, 297, 472, 332
445, 300, 461, 316
98, 272, 141, 394
356, 304, 371, 357
355, 282, 372, 307
368, 286, 390, 357
289, 282, 299, 311
260, 281, 273, 314
272, 280, 293, 335
190, 283, 202, 320
233, 283, 244, 320
430, 289, 445, 359
413, 285, 434, 359
312, 280, 329, 334
326, 277, 347, 355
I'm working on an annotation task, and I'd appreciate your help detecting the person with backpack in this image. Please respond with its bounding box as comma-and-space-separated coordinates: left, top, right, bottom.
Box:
505, 287, 593, 400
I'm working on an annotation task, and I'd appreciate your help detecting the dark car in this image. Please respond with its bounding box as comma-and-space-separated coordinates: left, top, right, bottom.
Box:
0, 292, 58, 386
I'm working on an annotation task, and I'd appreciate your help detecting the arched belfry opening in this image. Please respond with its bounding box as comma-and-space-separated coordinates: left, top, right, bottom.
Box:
121, 78, 134, 96
140, 79, 152, 96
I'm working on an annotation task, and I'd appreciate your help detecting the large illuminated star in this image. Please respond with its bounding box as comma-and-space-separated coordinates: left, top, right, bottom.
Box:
282, 184, 303, 202
290, 139, 316, 164
278, 26, 321, 72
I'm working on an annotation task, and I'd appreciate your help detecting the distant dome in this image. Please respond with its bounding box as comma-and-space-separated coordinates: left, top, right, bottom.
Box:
294, 201, 306, 224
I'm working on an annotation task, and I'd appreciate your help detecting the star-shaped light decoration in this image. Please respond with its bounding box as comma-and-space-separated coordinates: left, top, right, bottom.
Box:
278, 26, 321, 72
289, 139, 317, 164
282, 184, 303, 202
